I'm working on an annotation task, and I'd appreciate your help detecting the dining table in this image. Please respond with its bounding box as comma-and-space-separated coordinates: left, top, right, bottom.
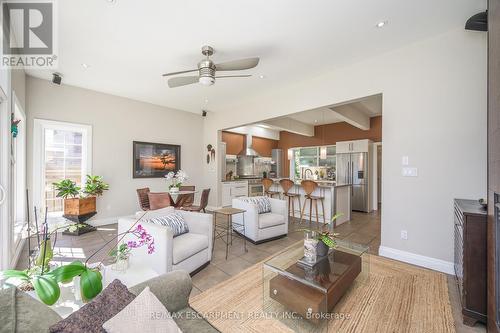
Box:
169, 190, 198, 207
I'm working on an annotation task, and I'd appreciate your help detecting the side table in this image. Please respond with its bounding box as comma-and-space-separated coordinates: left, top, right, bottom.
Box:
213, 208, 248, 260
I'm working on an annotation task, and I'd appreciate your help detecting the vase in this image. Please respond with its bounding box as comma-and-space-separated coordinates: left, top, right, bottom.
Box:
316, 241, 329, 257
111, 257, 129, 273
303, 231, 318, 263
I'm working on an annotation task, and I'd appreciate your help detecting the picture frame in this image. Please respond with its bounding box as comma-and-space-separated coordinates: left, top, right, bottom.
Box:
132, 141, 181, 178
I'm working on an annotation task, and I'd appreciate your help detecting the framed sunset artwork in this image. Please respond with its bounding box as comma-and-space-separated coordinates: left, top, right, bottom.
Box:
133, 141, 181, 178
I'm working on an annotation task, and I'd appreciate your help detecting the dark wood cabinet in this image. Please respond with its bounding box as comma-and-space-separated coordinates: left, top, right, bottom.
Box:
454, 199, 487, 326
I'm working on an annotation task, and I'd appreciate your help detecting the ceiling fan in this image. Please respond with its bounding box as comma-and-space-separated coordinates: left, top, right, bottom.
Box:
162, 45, 259, 88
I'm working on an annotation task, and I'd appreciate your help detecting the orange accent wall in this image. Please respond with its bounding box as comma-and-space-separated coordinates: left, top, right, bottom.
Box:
221, 131, 278, 157
277, 116, 382, 176
221, 131, 245, 155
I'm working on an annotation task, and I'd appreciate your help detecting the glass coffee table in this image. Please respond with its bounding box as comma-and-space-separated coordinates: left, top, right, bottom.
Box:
262, 240, 370, 332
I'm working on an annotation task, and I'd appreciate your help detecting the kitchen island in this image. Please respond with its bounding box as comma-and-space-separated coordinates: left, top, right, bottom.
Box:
269, 179, 352, 226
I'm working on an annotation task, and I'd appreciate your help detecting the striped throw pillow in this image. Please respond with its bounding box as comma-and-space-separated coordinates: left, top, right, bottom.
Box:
241, 196, 272, 214
145, 212, 189, 237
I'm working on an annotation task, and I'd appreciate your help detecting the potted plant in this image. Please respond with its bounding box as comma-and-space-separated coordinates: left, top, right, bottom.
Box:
108, 224, 154, 272
53, 175, 109, 217
300, 213, 342, 258
2, 215, 154, 305
164, 170, 188, 193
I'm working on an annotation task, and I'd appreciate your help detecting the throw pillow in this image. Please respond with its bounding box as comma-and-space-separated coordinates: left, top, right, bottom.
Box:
49, 279, 136, 333
241, 196, 272, 214
148, 193, 173, 210
102, 287, 181, 333
146, 212, 189, 237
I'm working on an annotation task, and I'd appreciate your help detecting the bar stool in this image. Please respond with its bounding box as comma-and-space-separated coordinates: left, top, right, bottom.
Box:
300, 180, 326, 227
262, 178, 280, 198
280, 179, 301, 221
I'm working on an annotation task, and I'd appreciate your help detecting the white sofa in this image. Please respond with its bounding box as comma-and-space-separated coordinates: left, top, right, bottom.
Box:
118, 206, 213, 275
232, 197, 288, 244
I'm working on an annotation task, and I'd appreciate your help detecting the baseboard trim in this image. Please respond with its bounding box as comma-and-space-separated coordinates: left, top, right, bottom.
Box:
379, 246, 455, 275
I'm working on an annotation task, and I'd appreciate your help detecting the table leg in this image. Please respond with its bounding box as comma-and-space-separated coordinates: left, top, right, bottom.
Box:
212, 212, 216, 258
242, 213, 247, 252
226, 216, 230, 260
230, 215, 233, 246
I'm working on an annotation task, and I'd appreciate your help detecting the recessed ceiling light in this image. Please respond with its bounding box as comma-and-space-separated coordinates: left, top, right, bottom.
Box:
376, 21, 388, 28
259, 75, 266, 79
81, 63, 90, 69
106, 0, 116, 3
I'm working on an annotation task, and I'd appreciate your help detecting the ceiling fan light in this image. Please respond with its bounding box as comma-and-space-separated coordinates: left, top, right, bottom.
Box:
199, 76, 215, 86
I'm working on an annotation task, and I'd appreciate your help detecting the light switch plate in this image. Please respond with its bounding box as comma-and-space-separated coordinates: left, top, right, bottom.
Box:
402, 167, 418, 177
402, 156, 409, 166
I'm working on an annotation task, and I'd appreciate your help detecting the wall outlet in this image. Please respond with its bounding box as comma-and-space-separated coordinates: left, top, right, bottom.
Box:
402, 156, 409, 166
401, 230, 408, 240
402, 167, 418, 177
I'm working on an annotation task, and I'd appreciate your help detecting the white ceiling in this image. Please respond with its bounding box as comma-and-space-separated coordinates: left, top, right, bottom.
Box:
27, 0, 485, 114
285, 94, 382, 125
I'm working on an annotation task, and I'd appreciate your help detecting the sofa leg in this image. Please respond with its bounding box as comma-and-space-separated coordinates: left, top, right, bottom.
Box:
190, 261, 210, 277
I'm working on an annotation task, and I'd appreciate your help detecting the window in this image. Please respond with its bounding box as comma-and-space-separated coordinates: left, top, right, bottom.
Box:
33, 120, 92, 215
290, 145, 336, 180
11, 94, 26, 250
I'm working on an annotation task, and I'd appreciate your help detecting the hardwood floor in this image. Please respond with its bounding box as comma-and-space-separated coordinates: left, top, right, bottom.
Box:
15, 208, 485, 331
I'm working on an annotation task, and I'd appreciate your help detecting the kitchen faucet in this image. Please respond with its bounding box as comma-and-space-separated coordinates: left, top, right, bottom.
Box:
304, 168, 313, 180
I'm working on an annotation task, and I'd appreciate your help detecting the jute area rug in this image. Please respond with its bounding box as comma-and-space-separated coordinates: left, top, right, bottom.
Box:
190, 252, 455, 333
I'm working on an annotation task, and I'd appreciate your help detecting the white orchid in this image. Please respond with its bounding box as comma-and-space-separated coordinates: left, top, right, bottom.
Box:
164, 171, 175, 180
165, 170, 188, 189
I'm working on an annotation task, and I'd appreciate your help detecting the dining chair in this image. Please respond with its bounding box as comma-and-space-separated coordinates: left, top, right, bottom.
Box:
181, 188, 210, 213
136, 187, 151, 211
176, 185, 195, 207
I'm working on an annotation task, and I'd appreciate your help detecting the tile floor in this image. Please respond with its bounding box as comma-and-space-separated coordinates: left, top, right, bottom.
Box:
15, 208, 486, 332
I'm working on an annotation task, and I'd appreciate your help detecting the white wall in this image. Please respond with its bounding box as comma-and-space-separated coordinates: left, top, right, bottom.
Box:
26, 77, 204, 222
202, 28, 487, 266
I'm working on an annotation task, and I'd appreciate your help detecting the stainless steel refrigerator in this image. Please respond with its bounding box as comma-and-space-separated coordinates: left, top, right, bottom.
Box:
336, 152, 369, 212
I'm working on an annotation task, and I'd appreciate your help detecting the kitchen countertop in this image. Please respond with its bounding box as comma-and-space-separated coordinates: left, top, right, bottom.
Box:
270, 178, 342, 188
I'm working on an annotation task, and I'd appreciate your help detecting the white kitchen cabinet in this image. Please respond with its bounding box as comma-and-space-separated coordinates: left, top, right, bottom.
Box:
222, 181, 248, 207
336, 139, 371, 153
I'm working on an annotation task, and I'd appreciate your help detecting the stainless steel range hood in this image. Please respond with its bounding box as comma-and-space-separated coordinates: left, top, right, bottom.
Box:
237, 134, 260, 157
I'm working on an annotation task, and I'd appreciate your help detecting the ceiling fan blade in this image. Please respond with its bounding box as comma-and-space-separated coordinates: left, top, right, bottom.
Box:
167, 76, 199, 88
215, 75, 252, 78
162, 69, 198, 77
215, 57, 260, 71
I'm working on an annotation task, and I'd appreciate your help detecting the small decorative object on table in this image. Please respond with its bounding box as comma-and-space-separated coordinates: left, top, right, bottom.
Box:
165, 169, 188, 193
299, 213, 342, 263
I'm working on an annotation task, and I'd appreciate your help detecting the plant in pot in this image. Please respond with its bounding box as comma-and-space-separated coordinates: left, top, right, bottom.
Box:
300, 213, 342, 260
2, 214, 154, 305
53, 175, 109, 217
108, 224, 154, 272
165, 170, 188, 193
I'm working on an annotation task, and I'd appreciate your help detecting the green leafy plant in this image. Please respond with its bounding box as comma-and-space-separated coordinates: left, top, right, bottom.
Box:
298, 213, 343, 248
53, 175, 109, 199
52, 179, 80, 199
83, 175, 109, 197
2, 261, 103, 305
